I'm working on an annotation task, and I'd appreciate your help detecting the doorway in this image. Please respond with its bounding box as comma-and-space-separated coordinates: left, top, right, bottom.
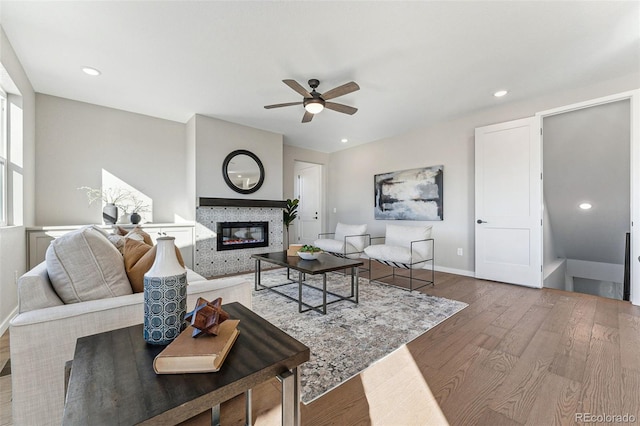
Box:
541, 97, 633, 301
294, 161, 323, 245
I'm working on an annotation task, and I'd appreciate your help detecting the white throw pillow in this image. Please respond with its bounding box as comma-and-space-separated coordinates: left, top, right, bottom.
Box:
385, 224, 433, 258
46, 225, 132, 304
334, 222, 368, 252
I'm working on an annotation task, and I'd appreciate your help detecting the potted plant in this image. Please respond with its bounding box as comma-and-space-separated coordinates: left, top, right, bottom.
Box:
283, 198, 299, 247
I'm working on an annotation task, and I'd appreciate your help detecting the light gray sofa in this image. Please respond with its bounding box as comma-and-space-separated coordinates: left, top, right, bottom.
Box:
10, 262, 253, 425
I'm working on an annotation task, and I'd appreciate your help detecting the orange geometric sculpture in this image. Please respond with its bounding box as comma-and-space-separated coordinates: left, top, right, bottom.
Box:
184, 297, 230, 337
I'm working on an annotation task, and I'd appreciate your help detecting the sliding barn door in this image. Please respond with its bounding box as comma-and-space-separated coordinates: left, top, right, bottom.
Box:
475, 117, 542, 288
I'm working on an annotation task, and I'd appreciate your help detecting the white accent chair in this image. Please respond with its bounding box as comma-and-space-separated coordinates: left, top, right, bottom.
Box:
313, 222, 369, 259
364, 224, 435, 291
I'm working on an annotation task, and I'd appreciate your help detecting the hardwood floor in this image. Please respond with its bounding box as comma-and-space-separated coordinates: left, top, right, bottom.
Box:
3, 265, 639, 425
225, 266, 640, 425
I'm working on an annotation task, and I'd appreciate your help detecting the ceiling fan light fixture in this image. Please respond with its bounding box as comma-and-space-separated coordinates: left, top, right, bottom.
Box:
304, 98, 324, 114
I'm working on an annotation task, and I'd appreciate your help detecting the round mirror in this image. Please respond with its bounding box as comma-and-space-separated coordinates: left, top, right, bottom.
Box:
222, 150, 265, 194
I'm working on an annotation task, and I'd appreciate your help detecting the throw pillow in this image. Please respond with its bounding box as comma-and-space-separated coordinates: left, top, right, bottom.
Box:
123, 238, 185, 293
334, 222, 368, 251
385, 224, 433, 258
45, 225, 132, 304
106, 233, 126, 254
115, 225, 154, 246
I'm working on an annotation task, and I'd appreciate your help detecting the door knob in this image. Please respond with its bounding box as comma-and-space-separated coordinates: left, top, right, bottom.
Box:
477, 219, 487, 224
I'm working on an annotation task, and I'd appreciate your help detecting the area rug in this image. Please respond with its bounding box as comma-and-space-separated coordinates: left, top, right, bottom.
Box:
251, 269, 468, 404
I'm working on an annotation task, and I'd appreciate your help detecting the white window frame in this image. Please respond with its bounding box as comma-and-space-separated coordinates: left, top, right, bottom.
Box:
0, 89, 7, 226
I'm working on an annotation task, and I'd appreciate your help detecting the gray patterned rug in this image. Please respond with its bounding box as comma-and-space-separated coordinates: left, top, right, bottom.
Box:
251, 268, 468, 404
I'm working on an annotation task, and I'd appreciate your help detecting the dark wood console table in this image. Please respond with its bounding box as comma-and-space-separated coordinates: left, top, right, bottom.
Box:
62, 302, 309, 425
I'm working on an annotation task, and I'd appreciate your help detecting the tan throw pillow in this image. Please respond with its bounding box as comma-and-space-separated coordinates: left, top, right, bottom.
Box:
116, 225, 154, 246
45, 226, 132, 304
124, 238, 185, 293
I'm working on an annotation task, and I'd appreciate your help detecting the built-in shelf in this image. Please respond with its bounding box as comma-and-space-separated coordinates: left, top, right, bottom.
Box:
198, 197, 287, 208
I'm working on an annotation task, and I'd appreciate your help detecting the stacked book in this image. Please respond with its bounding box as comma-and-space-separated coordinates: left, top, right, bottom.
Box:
153, 319, 240, 374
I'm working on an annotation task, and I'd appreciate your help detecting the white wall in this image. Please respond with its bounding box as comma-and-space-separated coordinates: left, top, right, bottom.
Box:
194, 114, 283, 200
318, 73, 640, 275
0, 26, 36, 333
35, 94, 190, 224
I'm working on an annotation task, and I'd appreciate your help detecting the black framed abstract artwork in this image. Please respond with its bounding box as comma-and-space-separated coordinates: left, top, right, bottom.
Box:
374, 165, 443, 221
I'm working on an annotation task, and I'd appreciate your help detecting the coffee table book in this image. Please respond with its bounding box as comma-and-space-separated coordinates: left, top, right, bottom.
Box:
153, 319, 240, 374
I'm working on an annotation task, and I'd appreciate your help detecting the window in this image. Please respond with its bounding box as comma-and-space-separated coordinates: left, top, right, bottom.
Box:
0, 91, 7, 226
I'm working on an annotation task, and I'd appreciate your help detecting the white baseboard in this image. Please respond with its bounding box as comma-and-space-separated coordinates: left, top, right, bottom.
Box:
0, 305, 17, 336
433, 265, 476, 278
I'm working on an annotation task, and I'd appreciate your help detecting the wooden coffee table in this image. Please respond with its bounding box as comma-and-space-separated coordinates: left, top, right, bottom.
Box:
62, 302, 309, 426
252, 251, 363, 314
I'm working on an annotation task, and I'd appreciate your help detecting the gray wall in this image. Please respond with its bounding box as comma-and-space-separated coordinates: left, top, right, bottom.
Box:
316, 73, 639, 276
194, 114, 283, 201
35, 94, 189, 224
543, 100, 630, 265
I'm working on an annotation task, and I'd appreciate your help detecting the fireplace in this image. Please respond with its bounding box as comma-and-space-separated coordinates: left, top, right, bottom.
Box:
216, 221, 269, 251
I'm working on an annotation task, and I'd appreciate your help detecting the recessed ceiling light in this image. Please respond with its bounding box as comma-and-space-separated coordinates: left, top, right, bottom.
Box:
494, 90, 508, 98
82, 67, 101, 76
341, 138, 348, 143
579, 203, 592, 210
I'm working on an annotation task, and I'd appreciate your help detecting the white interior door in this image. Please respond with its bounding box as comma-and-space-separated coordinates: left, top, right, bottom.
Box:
295, 163, 322, 245
475, 117, 542, 287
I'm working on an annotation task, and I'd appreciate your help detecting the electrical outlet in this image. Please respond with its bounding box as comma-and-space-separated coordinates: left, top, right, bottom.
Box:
14, 270, 19, 285
333, 207, 337, 213
457, 248, 463, 256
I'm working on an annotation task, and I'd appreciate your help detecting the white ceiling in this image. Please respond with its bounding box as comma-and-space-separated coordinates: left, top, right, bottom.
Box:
0, 1, 638, 153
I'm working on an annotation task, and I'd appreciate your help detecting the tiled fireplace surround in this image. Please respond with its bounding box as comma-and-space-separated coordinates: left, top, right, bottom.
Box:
195, 198, 286, 277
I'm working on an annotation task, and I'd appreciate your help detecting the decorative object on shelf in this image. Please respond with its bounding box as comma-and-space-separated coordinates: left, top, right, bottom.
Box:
102, 203, 118, 225
297, 244, 322, 260
222, 149, 265, 194
374, 164, 444, 221
78, 186, 151, 225
143, 236, 188, 345
283, 198, 299, 247
130, 212, 141, 224
184, 297, 230, 337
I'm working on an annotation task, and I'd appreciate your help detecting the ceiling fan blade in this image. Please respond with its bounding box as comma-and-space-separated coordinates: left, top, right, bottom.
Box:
302, 111, 314, 123
325, 102, 358, 115
320, 81, 360, 101
283, 79, 313, 98
264, 101, 302, 109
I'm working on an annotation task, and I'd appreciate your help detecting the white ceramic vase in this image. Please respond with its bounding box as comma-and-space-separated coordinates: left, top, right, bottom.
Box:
143, 236, 188, 345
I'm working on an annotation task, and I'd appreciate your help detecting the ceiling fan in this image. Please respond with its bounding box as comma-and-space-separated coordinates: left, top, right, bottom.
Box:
264, 78, 360, 123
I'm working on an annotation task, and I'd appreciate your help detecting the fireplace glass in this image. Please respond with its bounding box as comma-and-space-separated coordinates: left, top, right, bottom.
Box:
216, 221, 269, 251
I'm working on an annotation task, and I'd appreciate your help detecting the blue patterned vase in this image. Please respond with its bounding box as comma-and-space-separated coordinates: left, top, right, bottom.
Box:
143, 236, 187, 345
